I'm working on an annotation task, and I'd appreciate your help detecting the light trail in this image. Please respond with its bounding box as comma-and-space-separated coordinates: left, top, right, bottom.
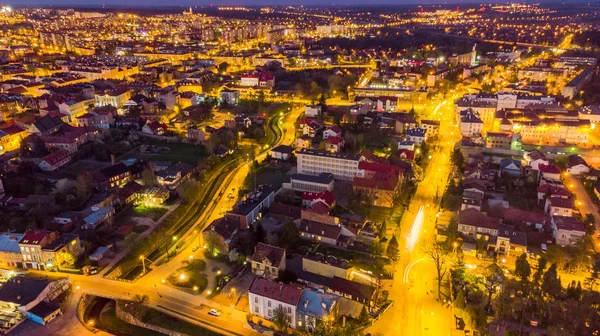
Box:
406, 205, 425, 252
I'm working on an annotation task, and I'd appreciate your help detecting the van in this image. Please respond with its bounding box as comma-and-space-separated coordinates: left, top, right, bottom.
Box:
541, 243, 547, 253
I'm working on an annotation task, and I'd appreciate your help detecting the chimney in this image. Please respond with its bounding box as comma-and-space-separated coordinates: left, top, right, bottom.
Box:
111, 154, 116, 165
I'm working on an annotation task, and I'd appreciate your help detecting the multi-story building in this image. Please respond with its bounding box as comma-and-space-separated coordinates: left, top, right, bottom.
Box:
249, 277, 302, 327
284, 173, 334, 193
562, 68, 594, 99
459, 110, 483, 137
552, 216, 585, 246
226, 185, 275, 228
296, 149, 360, 181
220, 89, 240, 106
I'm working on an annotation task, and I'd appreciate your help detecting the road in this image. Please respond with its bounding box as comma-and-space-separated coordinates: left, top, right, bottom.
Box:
368, 95, 461, 336
564, 174, 600, 247
44, 103, 305, 336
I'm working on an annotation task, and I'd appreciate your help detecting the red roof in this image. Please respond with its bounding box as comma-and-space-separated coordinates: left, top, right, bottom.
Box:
302, 190, 335, 207
397, 149, 415, 161
309, 201, 331, 214
325, 136, 344, 145
249, 277, 302, 306
0, 124, 25, 135
358, 161, 401, 175
19, 231, 50, 245
553, 216, 585, 232
537, 184, 569, 197
146, 121, 168, 131
326, 126, 342, 134
41, 149, 70, 166
539, 164, 561, 174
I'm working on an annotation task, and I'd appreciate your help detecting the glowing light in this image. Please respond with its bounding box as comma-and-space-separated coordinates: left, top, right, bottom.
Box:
407, 205, 425, 252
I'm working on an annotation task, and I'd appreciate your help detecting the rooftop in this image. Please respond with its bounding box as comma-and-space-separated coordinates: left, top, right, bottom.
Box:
298, 148, 359, 161
249, 277, 302, 306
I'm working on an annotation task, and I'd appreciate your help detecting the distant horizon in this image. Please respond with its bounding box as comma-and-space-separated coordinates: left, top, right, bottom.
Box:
4, 0, 594, 8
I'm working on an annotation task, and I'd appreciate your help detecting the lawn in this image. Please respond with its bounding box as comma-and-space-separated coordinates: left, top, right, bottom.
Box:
168, 259, 208, 292
141, 308, 221, 336
117, 206, 168, 223
140, 139, 208, 165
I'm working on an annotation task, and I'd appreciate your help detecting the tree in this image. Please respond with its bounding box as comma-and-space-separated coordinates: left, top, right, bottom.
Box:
585, 261, 600, 291
514, 253, 531, 284
545, 245, 567, 270
271, 306, 291, 332
421, 239, 451, 299
378, 220, 387, 239
358, 306, 370, 325
542, 263, 562, 298
218, 62, 229, 74
386, 235, 399, 259
532, 256, 547, 286
278, 222, 299, 250
133, 294, 149, 304
483, 263, 505, 311
204, 230, 223, 255
583, 213, 596, 234
61, 252, 76, 268
254, 222, 265, 244
566, 280, 583, 300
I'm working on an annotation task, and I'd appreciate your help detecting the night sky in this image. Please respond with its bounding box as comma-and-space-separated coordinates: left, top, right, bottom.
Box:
7, 0, 558, 7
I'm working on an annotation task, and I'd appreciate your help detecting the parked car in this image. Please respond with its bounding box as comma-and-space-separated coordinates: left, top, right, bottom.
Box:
208, 309, 220, 317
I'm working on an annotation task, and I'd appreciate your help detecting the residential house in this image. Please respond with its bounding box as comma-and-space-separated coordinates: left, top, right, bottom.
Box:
18, 231, 58, 270
324, 136, 345, 153
0, 233, 25, 268
305, 105, 322, 117
397, 149, 415, 161
226, 185, 275, 228
420, 119, 440, 138
299, 221, 355, 247
95, 163, 131, 190
458, 208, 502, 240
353, 162, 403, 208
138, 187, 170, 207
249, 277, 302, 327
405, 127, 426, 145
89, 105, 116, 129
537, 184, 569, 205
538, 164, 562, 182
155, 162, 193, 190
500, 159, 521, 177
395, 117, 418, 135
302, 190, 335, 209
250, 243, 286, 280
0, 124, 27, 154
187, 127, 206, 142
300, 118, 325, 137
329, 276, 376, 307
142, 121, 168, 136
220, 89, 240, 106
202, 217, 240, 254
29, 115, 64, 136
493, 225, 527, 256
270, 145, 293, 161
323, 126, 342, 139
38, 150, 71, 172
552, 216, 585, 246
523, 150, 549, 171
295, 134, 313, 149
301, 254, 352, 280
567, 155, 590, 176
545, 196, 574, 217
41, 234, 83, 267
459, 109, 483, 137
82, 206, 115, 230
296, 290, 339, 331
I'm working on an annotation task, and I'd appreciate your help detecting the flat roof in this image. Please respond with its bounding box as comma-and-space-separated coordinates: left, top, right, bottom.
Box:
298, 148, 359, 161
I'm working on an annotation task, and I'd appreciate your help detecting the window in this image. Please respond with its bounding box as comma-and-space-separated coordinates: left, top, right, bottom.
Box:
268, 301, 271, 307
268, 310, 272, 317
254, 297, 258, 303
288, 307, 291, 314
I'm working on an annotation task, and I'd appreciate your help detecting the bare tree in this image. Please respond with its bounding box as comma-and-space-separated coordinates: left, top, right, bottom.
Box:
483, 263, 505, 311
421, 238, 451, 299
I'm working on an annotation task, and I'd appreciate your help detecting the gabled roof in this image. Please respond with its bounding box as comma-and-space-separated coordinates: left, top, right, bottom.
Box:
0, 276, 51, 306
249, 277, 302, 306
33, 115, 64, 133
567, 154, 588, 168
299, 220, 342, 240
19, 231, 50, 245
41, 149, 70, 166
539, 163, 561, 174
552, 216, 585, 232
459, 208, 501, 230
548, 196, 574, 209
330, 276, 375, 301
250, 243, 285, 267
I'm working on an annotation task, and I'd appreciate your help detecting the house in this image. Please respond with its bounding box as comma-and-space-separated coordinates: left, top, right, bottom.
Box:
0, 233, 25, 268
41, 233, 83, 267
458, 208, 502, 240
567, 155, 590, 176
299, 221, 355, 247
324, 136, 345, 153
305, 105, 322, 117
538, 164, 562, 182
248, 277, 302, 327
0, 124, 27, 154
155, 162, 194, 190
500, 159, 521, 177
485, 132, 512, 149
202, 217, 241, 254
38, 150, 71, 172
353, 162, 403, 208
138, 187, 170, 206
395, 117, 418, 134
295, 134, 313, 149
405, 127, 426, 145
82, 206, 115, 230
397, 149, 415, 161
459, 109, 483, 137
187, 127, 206, 142
329, 276, 376, 307
142, 121, 168, 136
220, 89, 240, 106
545, 196, 574, 217
420, 119, 440, 137
537, 184, 569, 204
301, 254, 352, 280
270, 145, 293, 161
493, 225, 527, 256
552, 216, 585, 246
302, 190, 335, 208
29, 115, 64, 135
296, 290, 339, 331
502, 208, 549, 231
397, 140, 416, 151
226, 185, 275, 228
0, 276, 69, 325
250, 243, 286, 280
95, 163, 132, 190
18, 231, 58, 270
523, 150, 549, 170
323, 126, 342, 139
299, 118, 325, 137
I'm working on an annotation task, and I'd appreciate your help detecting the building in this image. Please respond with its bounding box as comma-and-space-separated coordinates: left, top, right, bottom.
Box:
270, 145, 294, 161
0, 233, 24, 268
296, 149, 360, 181
250, 243, 286, 280
459, 110, 483, 137
500, 159, 521, 177
220, 89, 240, 106
420, 120, 440, 138
562, 69, 594, 99
305, 105, 322, 117
0, 124, 27, 154
405, 127, 427, 145
552, 216, 585, 246
458, 208, 501, 240
249, 277, 302, 327
142, 121, 168, 136
38, 150, 71, 172
545, 197, 574, 217
284, 173, 334, 193
493, 225, 527, 256
302, 254, 352, 280
485, 132, 512, 149
296, 290, 339, 331
329, 276, 376, 307
82, 206, 115, 230
353, 162, 403, 208
566, 155, 590, 176
226, 185, 275, 228
18, 231, 57, 270
299, 221, 355, 247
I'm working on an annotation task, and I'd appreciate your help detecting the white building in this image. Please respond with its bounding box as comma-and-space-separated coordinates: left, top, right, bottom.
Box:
552, 216, 586, 246
220, 89, 240, 106
459, 110, 483, 137
304, 105, 322, 117
249, 277, 302, 328
296, 149, 360, 181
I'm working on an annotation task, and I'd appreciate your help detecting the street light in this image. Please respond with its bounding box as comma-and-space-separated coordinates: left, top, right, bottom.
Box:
179, 273, 186, 281
139, 255, 146, 275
